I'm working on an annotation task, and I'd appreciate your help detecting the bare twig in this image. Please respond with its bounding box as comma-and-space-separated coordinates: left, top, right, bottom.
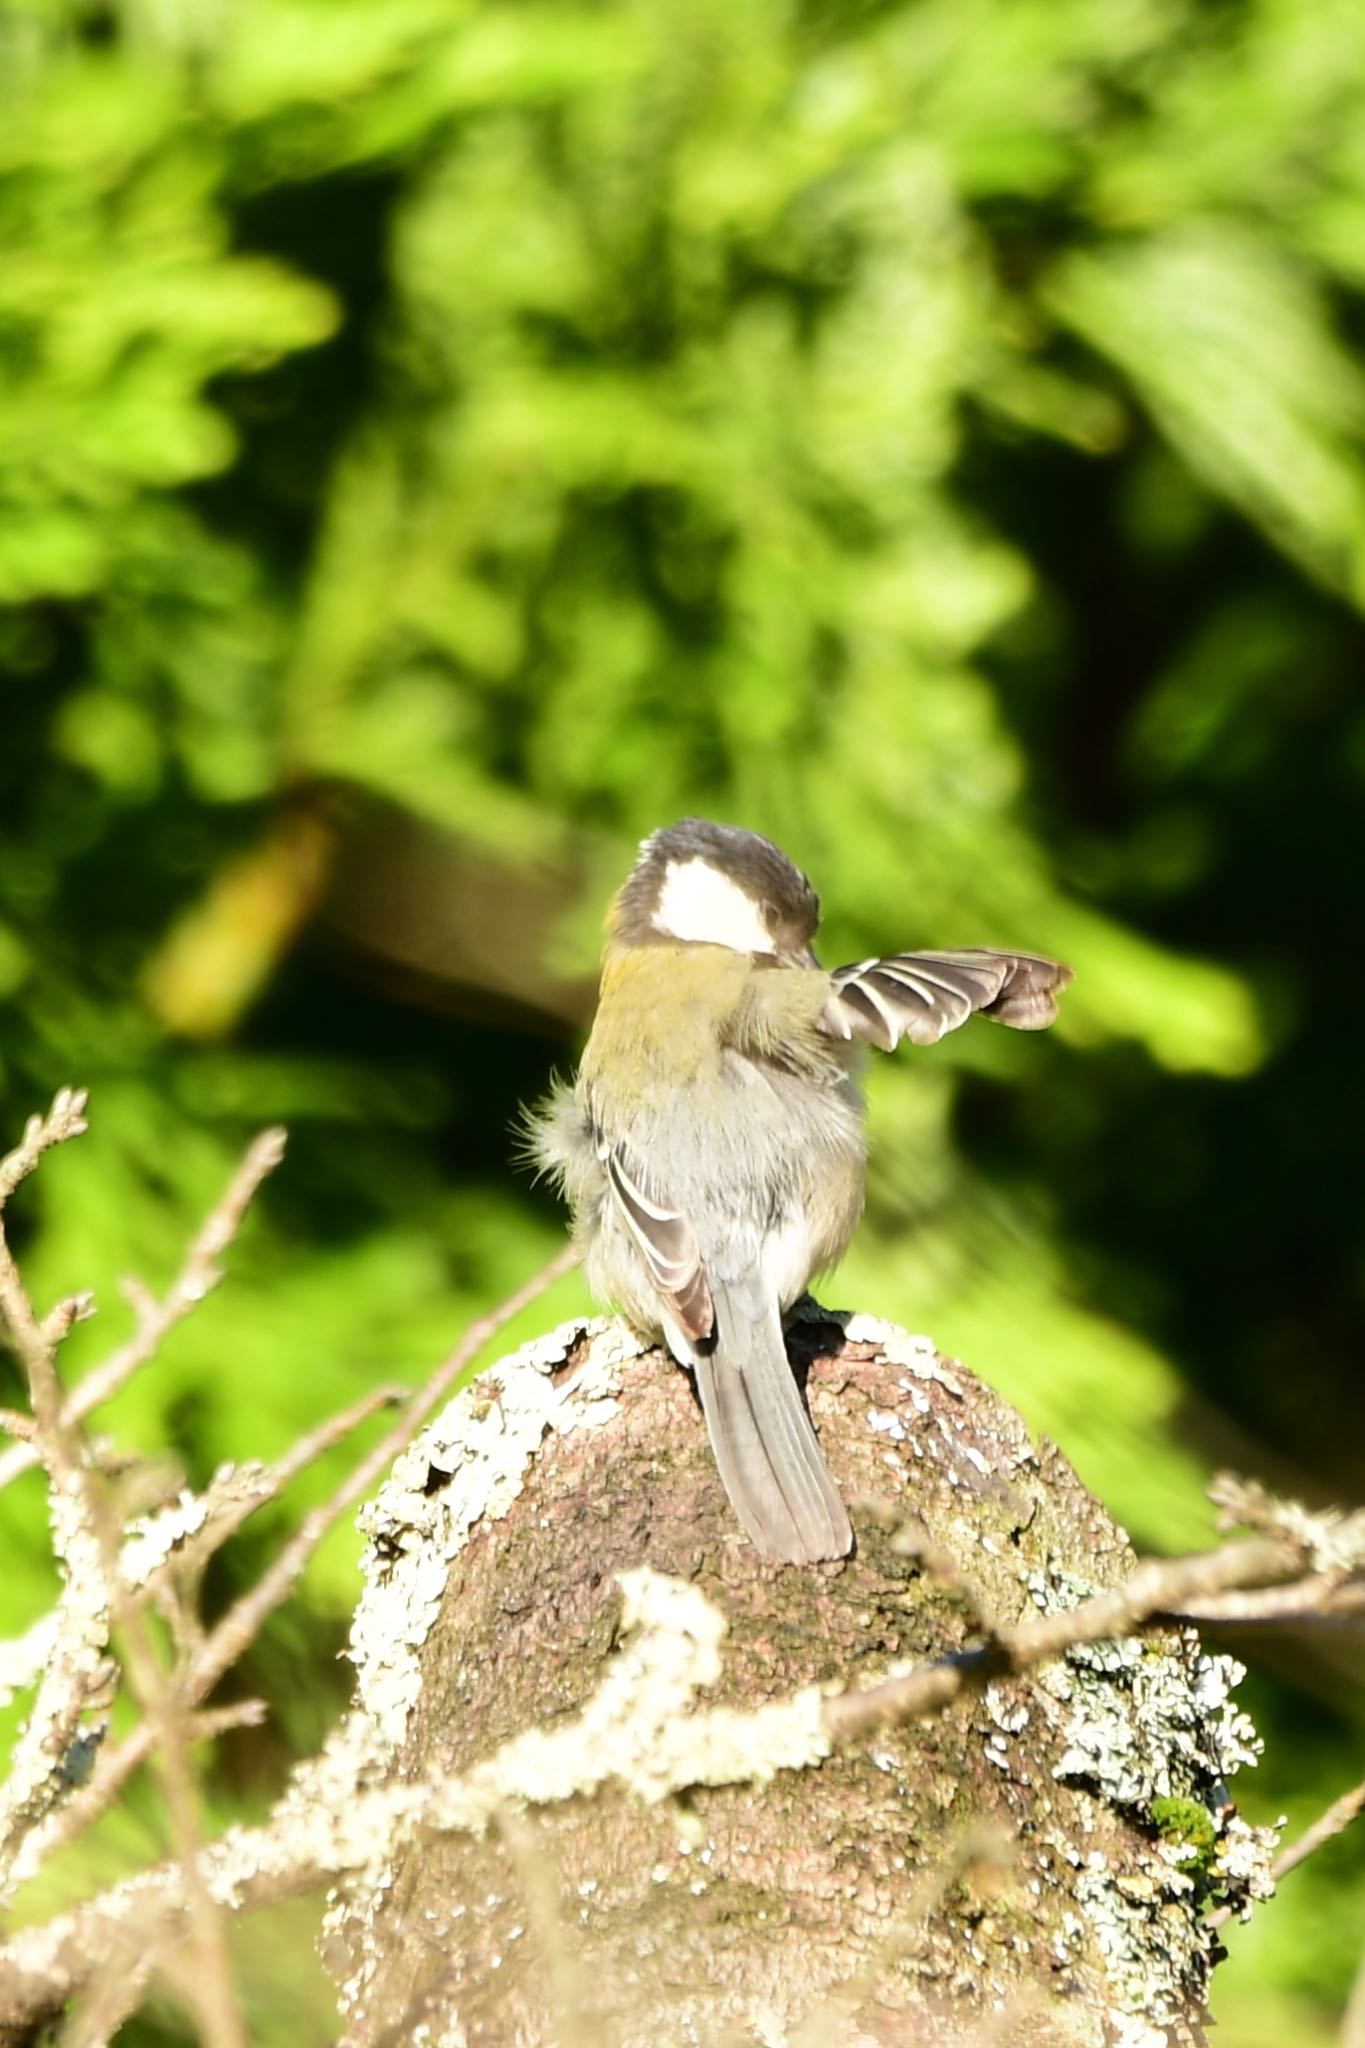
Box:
823, 1537, 1293, 1742
1269, 1780, 1365, 1887
186, 1700, 268, 1743
1208, 1777, 1365, 1932
264, 1381, 408, 1493
0, 1088, 89, 1208
40, 1293, 96, 1350
1163, 1576, 1365, 1626
0, 1126, 287, 1495
56, 1947, 154, 2048
1210, 1472, 1365, 1573
1171, 1478, 1365, 1632
0, 1096, 270, 2048
0, 1097, 116, 1866
122, 1387, 404, 1609
0, 1092, 90, 1453
97, 1591, 246, 2048
8, 1249, 577, 1885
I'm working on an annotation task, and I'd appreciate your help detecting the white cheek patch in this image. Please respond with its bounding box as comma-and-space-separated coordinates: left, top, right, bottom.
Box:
653, 857, 775, 953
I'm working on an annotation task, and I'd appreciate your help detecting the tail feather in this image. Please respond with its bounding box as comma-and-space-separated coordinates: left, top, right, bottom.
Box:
691, 1278, 852, 1564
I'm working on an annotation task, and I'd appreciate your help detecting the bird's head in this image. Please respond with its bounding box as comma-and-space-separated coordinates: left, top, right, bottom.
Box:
610, 819, 821, 966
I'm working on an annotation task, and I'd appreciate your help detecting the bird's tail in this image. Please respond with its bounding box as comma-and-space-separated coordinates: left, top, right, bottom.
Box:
689, 1275, 852, 1565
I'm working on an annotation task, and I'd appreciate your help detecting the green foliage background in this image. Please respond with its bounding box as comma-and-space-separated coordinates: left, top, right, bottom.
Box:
2, 1, 1364, 2040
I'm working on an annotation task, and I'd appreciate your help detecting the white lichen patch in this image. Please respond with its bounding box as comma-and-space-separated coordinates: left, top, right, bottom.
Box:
120, 1487, 216, 1580
1074, 1859, 1196, 2046
1212, 1811, 1281, 1919
837, 1311, 964, 1395
0, 1613, 58, 1711
349, 1317, 637, 1756
320, 1569, 826, 1842
984, 1682, 1030, 1736
1050, 1630, 1262, 1809
1027, 1561, 1279, 2037
315, 1318, 643, 2024
121, 1464, 275, 1586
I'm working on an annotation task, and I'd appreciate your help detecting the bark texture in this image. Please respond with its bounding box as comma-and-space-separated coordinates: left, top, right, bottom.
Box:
323, 1309, 1261, 2048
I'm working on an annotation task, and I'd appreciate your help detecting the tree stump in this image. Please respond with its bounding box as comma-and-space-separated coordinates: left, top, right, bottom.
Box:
322, 1309, 1264, 2048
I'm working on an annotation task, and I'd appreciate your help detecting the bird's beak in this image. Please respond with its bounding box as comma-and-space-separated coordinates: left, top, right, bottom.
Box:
782, 944, 822, 971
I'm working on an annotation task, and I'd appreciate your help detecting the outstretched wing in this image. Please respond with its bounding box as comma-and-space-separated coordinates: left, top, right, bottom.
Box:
600, 1138, 714, 1343
820, 948, 1072, 1052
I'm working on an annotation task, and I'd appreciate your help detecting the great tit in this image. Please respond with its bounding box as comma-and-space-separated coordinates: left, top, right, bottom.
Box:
529, 819, 1072, 1566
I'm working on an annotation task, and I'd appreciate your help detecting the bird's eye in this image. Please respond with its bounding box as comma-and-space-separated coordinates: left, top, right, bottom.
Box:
761, 901, 781, 931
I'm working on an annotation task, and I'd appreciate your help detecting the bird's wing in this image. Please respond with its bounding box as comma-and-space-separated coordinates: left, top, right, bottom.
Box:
819, 948, 1072, 1052
598, 1139, 847, 1563
600, 1138, 714, 1343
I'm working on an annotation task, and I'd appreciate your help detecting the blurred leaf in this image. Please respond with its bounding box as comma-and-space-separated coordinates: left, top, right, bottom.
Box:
1047, 227, 1365, 603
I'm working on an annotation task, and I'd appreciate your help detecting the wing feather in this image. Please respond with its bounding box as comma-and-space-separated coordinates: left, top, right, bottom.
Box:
601, 1140, 714, 1342
820, 948, 1071, 1051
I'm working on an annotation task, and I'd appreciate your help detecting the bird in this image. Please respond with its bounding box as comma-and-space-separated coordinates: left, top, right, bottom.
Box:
528, 819, 1072, 1566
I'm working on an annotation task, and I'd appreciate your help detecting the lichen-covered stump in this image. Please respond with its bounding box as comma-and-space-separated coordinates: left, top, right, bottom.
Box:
323, 1312, 1265, 2048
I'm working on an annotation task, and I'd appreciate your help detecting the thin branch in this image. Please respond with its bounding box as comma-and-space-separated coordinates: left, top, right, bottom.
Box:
0, 1399, 397, 1743
96, 1587, 245, 2048
0, 1099, 116, 1866
1161, 1575, 1365, 1626
0, 1089, 89, 1208
0, 1097, 90, 1454
1208, 1777, 1365, 1932
822, 1537, 1293, 1743
55, 1948, 154, 2048
1209, 1472, 1365, 1568
185, 1701, 268, 1743
8, 1248, 577, 1885
1269, 1780, 1365, 1887
40, 1293, 96, 1350
121, 1386, 404, 1610
263, 1381, 407, 1494
0, 1097, 261, 2048
0, 1127, 287, 1495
